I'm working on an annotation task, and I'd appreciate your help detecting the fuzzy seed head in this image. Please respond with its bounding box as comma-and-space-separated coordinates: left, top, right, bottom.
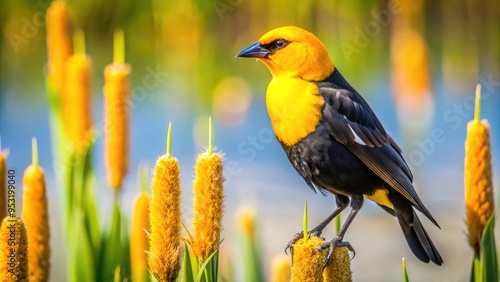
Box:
0, 152, 6, 220
65, 54, 92, 152
236, 206, 255, 239
270, 254, 291, 282
0, 217, 29, 282
191, 151, 224, 262
291, 237, 327, 282
465, 120, 494, 254
46, 0, 73, 95
22, 164, 50, 282
323, 246, 352, 282
130, 192, 150, 282
104, 63, 131, 190
148, 155, 181, 282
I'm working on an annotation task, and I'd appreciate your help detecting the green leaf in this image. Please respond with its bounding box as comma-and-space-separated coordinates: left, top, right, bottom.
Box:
150, 271, 161, 282
69, 209, 96, 282
114, 266, 122, 282
479, 215, 498, 282
195, 251, 218, 282
99, 200, 125, 281
471, 253, 481, 282
120, 210, 131, 279
182, 221, 194, 243
80, 139, 101, 264
239, 223, 264, 282
182, 243, 195, 282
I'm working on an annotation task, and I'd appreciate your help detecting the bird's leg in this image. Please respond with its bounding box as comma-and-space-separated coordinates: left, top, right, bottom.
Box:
285, 195, 349, 255
316, 195, 363, 267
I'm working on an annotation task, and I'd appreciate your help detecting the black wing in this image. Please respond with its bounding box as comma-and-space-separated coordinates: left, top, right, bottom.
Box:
317, 70, 438, 227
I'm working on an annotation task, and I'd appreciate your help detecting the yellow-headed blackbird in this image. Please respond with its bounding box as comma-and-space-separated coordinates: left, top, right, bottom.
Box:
236, 26, 442, 265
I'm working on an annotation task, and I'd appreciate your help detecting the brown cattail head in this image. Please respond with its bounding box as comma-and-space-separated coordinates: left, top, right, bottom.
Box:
270, 254, 291, 282
130, 191, 150, 282
65, 52, 92, 152
148, 155, 182, 281
103, 62, 131, 190
0, 217, 29, 282
22, 138, 50, 282
464, 84, 495, 254
0, 149, 7, 221
46, 0, 73, 95
191, 151, 224, 262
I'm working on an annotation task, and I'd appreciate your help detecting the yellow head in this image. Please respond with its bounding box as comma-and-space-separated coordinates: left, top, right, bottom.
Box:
236, 26, 334, 81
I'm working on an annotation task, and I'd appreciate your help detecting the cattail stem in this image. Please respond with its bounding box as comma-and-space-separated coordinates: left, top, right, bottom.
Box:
148, 147, 182, 281
303, 200, 308, 242
23, 138, 50, 282
474, 83, 481, 123
32, 138, 38, 168
167, 122, 172, 157
402, 257, 409, 282
113, 29, 125, 64
209, 117, 213, 155
0, 217, 29, 281
74, 30, 85, 55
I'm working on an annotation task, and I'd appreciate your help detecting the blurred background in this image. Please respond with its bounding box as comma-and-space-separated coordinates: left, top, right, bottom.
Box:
1, 0, 499, 281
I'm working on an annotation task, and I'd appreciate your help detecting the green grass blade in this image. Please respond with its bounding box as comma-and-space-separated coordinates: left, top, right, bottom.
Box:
120, 209, 131, 279
99, 200, 124, 281
239, 225, 264, 282
69, 209, 96, 282
80, 138, 101, 264
480, 215, 498, 282
182, 243, 195, 282
113, 266, 121, 282
195, 251, 218, 282
471, 254, 481, 282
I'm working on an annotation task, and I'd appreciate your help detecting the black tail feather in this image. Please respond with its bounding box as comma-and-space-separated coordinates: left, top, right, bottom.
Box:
397, 210, 443, 265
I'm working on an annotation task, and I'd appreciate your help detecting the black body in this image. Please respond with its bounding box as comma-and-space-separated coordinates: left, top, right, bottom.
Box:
280, 69, 443, 265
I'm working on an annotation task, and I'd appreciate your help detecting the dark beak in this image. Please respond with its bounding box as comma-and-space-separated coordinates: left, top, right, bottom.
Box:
235, 42, 270, 58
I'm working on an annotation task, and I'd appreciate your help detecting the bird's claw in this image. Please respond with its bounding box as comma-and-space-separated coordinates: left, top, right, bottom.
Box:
284, 228, 324, 255
315, 238, 355, 268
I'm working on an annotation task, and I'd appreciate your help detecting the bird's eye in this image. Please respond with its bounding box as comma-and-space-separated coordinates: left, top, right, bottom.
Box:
275, 39, 285, 48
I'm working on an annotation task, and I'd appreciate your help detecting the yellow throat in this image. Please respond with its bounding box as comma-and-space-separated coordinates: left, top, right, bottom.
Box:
266, 77, 324, 146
